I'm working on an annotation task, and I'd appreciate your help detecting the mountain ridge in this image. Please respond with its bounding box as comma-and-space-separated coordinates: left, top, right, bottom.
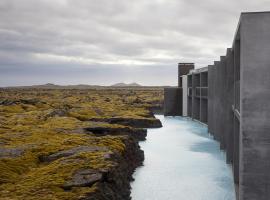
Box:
110, 82, 141, 87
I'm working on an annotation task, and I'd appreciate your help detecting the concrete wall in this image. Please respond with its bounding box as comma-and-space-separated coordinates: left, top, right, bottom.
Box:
178, 63, 194, 87
233, 36, 240, 187
187, 75, 193, 117
208, 52, 240, 188
225, 48, 234, 165
199, 13, 270, 200
239, 12, 270, 200
167, 12, 270, 200
183, 68, 208, 124
164, 87, 183, 116
165, 63, 194, 116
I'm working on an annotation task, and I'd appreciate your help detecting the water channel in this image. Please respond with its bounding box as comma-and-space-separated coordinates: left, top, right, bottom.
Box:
131, 115, 236, 200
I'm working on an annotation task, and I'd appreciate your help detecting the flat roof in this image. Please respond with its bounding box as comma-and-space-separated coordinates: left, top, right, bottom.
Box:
188, 66, 208, 74
233, 11, 270, 48
241, 11, 270, 14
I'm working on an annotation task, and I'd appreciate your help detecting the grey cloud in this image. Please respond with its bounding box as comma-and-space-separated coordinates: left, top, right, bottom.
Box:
0, 0, 270, 86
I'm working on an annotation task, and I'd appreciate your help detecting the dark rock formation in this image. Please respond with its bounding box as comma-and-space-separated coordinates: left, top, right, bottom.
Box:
45, 109, 67, 118
81, 136, 144, 200
63, 169, 103, 190
39, 146, 109, 162
149, 105, 164, 115
41, 136, 145, 200
0, 148, 24, 158
0, 99, 41, 106
108, 117, 162, 128
89, 117, 162, 128
84, 126, 147, 141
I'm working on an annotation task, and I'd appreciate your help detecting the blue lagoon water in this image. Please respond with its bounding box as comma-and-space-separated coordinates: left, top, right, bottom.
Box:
131, 115, 236, 200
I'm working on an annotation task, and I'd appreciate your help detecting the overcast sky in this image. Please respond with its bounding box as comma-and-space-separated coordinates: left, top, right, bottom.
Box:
0, 0, 269, 86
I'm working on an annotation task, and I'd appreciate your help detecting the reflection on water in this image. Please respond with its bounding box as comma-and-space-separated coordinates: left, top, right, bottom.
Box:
131, 115, 236, 200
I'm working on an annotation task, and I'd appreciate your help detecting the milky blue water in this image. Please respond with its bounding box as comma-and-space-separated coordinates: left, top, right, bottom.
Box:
131, 115, 236, 200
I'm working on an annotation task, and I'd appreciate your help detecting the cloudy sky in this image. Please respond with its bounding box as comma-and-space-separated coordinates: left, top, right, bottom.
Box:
0, 0, 269, 86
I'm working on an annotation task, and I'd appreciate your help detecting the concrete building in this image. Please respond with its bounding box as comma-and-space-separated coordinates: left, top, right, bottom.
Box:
164, 12, 270, 200
164, 63, 194, 116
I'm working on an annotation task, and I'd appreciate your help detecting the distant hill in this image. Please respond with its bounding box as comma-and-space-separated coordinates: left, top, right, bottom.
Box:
1, 83, 166, 90
3, 83, 102, 90
33, 83, 61, 88
111, 82, 142, 87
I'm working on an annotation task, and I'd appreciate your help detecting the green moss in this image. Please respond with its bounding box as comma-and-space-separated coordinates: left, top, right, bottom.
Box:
0, 88, 163, 199
0, 134, 125, 200
0, 155, 99, 199
0, 104, 25, 113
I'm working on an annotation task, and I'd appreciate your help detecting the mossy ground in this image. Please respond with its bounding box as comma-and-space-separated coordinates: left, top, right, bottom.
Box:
0, 88, 163, 200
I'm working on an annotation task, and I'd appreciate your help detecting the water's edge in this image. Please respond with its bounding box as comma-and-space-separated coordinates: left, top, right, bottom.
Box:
131, 115, 236, 200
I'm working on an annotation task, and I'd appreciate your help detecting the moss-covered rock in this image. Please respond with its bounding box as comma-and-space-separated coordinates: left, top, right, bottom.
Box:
0, 88, 163, 199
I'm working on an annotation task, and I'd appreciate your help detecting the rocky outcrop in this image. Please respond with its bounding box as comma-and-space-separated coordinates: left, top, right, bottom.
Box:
45, 109, 68, 118
84, 126, 147, 141
36, 136, 144, 200
89, 117, 162, 128
39, 146, 109, 162
149, 105, 164, 115
0, 99, 42, 106
63, 169, 103, 190
0, 88, 163, 200
0, 148, 24, 158
107, 117, 162, 128
81, 136, 144, 200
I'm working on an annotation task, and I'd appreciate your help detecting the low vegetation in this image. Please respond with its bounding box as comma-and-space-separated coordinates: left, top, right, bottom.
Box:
0, 88, 163, 200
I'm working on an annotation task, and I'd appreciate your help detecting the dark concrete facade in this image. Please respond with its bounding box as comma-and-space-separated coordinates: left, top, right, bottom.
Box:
239, 12, 270, 200
164, 63, 194, 116
164, 87, 182, 116
163, 12, 270, 200
178, 63, 194, 87
186, 67, 208, 124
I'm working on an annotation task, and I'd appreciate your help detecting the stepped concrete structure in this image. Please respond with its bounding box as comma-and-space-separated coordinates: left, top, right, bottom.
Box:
164, 12, 270, 200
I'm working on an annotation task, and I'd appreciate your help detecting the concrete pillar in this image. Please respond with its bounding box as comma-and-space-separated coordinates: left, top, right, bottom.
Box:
187, 75, 193, 117
220, 56, 226, 150
213, 61, 220, 141
233, 39, 240, 186
192, 73, 200, 120
200, 71, 208, 123
208, 65, 214, 135
182, 75, 188, 116
225, 48, 234, 164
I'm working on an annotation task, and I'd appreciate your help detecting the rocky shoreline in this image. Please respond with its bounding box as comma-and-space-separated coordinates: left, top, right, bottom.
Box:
80, 116, 161, 200
81, 136, 144, 200
0, 117, 161, 200
88, 117, 162, 129
0, 88, 164, 200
